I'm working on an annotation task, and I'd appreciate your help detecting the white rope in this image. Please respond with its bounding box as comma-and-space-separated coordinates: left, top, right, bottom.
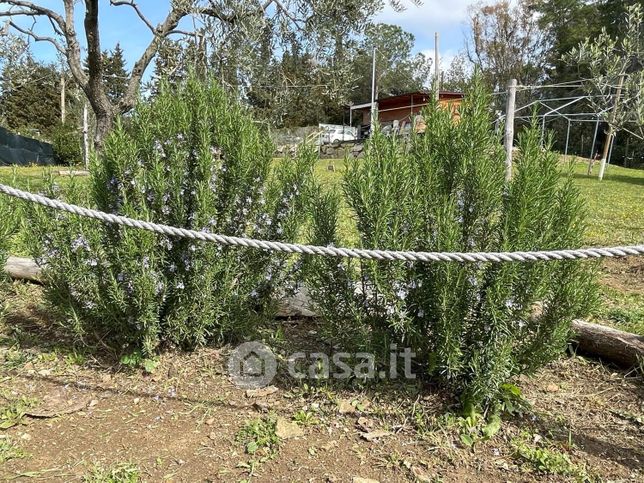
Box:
1, 183, 642, 264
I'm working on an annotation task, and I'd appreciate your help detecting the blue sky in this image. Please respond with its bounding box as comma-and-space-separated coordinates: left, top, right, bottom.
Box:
18, 0, 472, 73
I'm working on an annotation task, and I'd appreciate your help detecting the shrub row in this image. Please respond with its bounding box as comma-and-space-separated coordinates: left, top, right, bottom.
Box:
22, 76, 596, 407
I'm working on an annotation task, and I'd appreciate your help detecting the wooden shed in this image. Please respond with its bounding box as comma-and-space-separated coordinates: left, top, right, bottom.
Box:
350, 91, 464, 138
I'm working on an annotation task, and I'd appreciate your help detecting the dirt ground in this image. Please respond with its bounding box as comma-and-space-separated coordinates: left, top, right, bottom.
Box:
0, 284, 642, 482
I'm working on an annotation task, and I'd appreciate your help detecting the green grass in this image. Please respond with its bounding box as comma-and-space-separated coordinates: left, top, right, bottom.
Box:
84, 462, 141, 483
1, 158, 643, 335
566, 158, 644, 246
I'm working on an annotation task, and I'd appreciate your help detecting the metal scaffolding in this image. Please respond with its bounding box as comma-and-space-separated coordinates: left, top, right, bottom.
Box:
512, 94, 613, 161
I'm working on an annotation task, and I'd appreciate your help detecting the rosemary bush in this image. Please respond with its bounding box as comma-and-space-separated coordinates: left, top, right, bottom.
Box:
0, 194, 15, 318
306, 80, 596, 408
27, 77, 315, 355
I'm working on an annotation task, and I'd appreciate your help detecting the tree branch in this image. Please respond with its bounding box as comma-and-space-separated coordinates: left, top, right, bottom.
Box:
0, 0, 67, 31
109, 0, 157, 35
6, 20, 65, 54
120, 5, 190, 111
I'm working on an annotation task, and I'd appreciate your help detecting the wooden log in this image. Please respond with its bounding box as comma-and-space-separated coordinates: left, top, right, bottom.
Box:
5, 256, 42, 283
571, 319, 644, 368
4, 256, 643, 367
57, 170, 90, 177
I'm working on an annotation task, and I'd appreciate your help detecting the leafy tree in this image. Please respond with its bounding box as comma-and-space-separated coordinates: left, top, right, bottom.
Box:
564, 3, 644, 178
466, 0, 544, 91
0, 60, 60, 136
0, 0, 412, 146
441, 53, 472, 92
102, 44, 128, 105
349, 23, 432, 104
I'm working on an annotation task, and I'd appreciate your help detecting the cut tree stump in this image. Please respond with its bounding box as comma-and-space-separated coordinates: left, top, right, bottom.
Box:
4, 256, 643, 368
571, 319, 644, 368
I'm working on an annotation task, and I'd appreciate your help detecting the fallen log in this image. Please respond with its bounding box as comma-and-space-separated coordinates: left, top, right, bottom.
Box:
5, 256, 42, 283
4, 256, 643, 367
57, 170, 90, 177
571, 319, 644, 368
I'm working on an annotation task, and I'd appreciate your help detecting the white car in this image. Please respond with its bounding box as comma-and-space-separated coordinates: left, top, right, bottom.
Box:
327, 128, 356, 144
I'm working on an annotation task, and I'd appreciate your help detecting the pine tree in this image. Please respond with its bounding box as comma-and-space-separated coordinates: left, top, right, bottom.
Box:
102, 43, 128, 105
0, 60, 60, 137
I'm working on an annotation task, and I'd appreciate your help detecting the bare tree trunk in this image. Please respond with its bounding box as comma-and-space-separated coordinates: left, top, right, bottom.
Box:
93, 107, 114, 148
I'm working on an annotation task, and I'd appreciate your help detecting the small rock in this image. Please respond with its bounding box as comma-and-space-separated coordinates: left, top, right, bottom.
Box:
205, 418, 215, 426
253, 401, 271, 413
546, 383, 560, 393
360, 430, 391, 442
338, 399, 356, 414
245, 386, 278, 398
88, 399, 98, 408
20, 433, 32, 441
133, 397, 141, 404
275, 417, 304, 439
208, 431, 217, 440
356, 417, 374, 431
321, 440, 339, 451
411, 465, 433, 482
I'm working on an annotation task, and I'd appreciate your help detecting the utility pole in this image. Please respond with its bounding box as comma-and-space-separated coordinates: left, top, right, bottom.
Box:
598, 74, 625, 181
434, 32, 440, 101
82, 102, 89, 170
370, 47, 377, 129
60, 74, 66, 124
504, 79, 517, 182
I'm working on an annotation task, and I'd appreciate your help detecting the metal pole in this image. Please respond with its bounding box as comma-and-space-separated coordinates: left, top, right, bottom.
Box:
370, 47, 377, 128
504, 79, 517, 182
434, 32, 440, 101
564, 119, 571, 156
607, 134, 615, 166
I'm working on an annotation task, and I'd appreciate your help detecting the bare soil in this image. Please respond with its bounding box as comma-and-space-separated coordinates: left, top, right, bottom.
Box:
0, 284, 642, 482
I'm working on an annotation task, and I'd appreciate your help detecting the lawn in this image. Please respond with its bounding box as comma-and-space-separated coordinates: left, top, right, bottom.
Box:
1, 158, 643, 335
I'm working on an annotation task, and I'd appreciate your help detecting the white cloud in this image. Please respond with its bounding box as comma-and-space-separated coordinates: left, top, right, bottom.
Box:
420, 48, 459, 71
375, 1, 473, 29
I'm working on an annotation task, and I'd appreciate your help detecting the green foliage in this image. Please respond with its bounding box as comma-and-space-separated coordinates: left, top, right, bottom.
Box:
26, 76, 315, 356
305, 77, 597, 408
564, 3, 644, 139
84, 462, 141, 483
52, 122, 83, 166
0, 396, 37, 429
348, 23, 432, 104
512, 431, 589, 479
0, 191, 17, 319
237, 415, 280, 458
0, 438, 29, 464
0, 60, 60, 137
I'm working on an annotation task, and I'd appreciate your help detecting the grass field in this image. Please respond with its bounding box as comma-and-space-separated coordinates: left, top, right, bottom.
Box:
1, 158, 642, 334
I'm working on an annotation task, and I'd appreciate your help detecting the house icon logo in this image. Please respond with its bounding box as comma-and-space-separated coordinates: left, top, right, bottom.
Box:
227, 341, 277, 389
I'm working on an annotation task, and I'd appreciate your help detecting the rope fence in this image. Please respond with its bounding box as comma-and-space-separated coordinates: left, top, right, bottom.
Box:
1, 183, 643, 264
